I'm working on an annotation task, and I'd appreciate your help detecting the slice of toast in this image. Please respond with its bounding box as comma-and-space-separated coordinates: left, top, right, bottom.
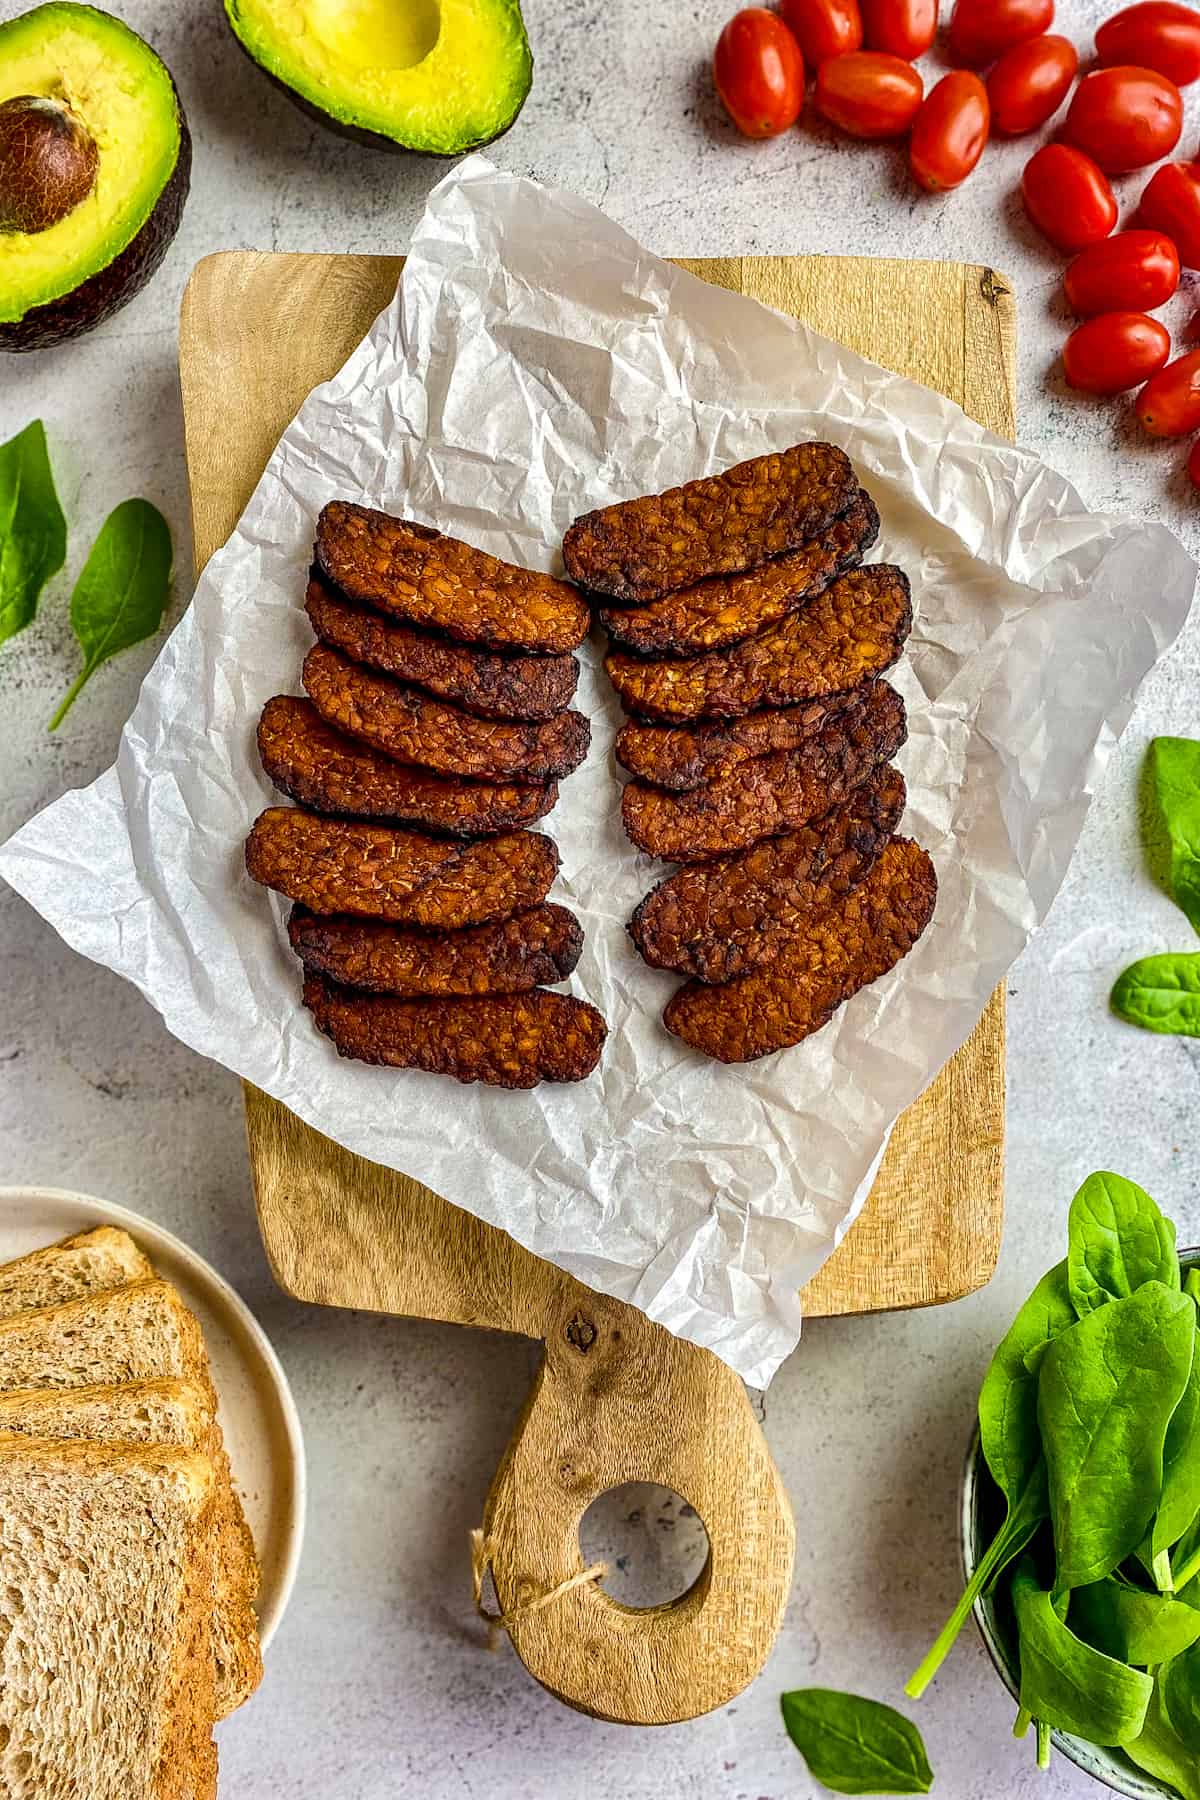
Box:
0, 1280, 262, 1716
0, 1225, 154, 1317
0, 1435, 218, 1800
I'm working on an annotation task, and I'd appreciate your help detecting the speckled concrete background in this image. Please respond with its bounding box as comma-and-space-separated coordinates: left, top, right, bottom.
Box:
1, 2, 1199, 1794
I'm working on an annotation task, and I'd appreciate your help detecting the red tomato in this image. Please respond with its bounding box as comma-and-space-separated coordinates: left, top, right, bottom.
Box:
814, 51, 925, 137
1063, 66, 1183, 172
1097, 4, 1200, 89
1137, 349, 1200, 435
1139, 161, 1200, 269
779, 0, 862, 65
1064, 231, 1180, 316
987, 35, 1078, 135
910, 73, 990, 190
1187, 434, 1200, 491
1022, 145, 1118, 252
860, 0, 937, 60
1062, 312, 1170, 393
714, 9, 805, 137
948, 0, 1054, 67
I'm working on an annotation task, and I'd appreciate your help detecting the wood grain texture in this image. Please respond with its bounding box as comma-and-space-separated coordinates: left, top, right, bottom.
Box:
180, 248, 1011, 1724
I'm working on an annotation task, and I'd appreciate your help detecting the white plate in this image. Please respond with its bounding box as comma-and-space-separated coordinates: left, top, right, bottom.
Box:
0, 1185, 305, 1655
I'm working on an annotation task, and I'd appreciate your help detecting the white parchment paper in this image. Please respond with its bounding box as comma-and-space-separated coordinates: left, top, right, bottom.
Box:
2, 160, 1194, 1386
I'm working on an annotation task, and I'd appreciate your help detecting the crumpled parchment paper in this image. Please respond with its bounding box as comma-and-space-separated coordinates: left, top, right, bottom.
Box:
2, 159, 1194, 1387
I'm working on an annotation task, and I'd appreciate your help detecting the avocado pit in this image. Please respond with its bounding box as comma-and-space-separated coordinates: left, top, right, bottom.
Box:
0, 93, 98, 234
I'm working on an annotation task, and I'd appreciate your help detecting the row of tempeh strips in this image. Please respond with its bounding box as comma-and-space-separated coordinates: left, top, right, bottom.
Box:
244, 505, 606, 1088
564, 443, 937, 1065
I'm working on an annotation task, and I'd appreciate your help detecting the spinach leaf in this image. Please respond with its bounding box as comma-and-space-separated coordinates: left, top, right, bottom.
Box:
1150, 737, 1200, 938
780, 1690, 934, 1795
0, 419, 67, 650
1069, 1578, 1200, 1665
47, 499, 172, 731
1039, 1282, 1196, 1591
1124, 1667, 1200, 1800
1187, 1269, 1200, 1306
1112, 954, 1200, 1039
1162, 1643, 1200, 1751
1067, 1170, 1179, 1314
1152, 1328, 1200, 1581
1012, 1559, 1153, 1745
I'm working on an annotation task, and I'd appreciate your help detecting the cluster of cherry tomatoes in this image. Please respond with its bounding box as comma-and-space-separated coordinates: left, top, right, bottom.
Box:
712, 0, 1200, 488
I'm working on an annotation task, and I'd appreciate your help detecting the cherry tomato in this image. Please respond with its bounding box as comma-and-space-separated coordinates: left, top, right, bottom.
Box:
779, 0, 862, 66
987, 35, 1078, 135
1137, 349, 1200, 435
948, 0, 1054, 67
714, 9, 805, 138
1022, 145, 1118, 253
1139, 161, 1200, 269
1187, 434, 1200, 491
1062, 311, 1170, 393
910, 73, 989, 191
814, 51, 925, 138
1097, 3, 1200, 89
1063, 66, 1183, 173
860, 0, 937, 60
1064, 230, 1180, 316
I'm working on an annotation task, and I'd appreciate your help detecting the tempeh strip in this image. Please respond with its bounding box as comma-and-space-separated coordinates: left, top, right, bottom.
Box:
245, 808, 558, 926
258, 697, 557, 836
664, 837, 937, 1063
621, 681, 907, 862
303, 644, 590, 783
304, 976, 608, 1089
316, 503, 590, 654
615, 686, 877, 792
598, 491, 879, 656
305, 576, 579, 721
630, 766, 906, 983
605, 564, 912, 722
288, 903, 583, 997
563, 442, 857, 602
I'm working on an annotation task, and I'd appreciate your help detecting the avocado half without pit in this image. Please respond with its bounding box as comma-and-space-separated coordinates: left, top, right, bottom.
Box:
0, 2, 190, 352
224, 0, 533, 155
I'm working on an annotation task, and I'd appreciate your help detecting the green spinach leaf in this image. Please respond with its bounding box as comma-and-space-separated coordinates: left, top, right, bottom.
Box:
0, 419, 67, 650
1162, 1643, 1200, 1752
1067, 1171, 1179, 1314
1152, 1329, 1200, 1581
1124, 1667, 1200, 1800
1112, 954, 1200, 1038
1012, 1559, 1153, 1745
1186, 1268, 1200, 1306
1039, 1282, 1196, 1591
1150, 737, 1200, 938
48, 498, 172, 731
1069, 1578, 1200, 1665
780, 1689, 934, 1795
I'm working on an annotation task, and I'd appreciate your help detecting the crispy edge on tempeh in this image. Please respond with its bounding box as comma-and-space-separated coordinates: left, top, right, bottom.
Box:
287, 903, 584, 997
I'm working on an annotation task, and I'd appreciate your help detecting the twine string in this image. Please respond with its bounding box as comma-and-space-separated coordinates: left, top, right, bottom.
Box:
470, 1527, 608, 1651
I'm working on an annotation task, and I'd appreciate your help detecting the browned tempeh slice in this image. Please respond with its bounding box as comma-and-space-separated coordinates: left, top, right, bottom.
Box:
621, 681, 907, 862
629, 766, 905, 983
598, 491, 879, 655
287, 903, 584, 997
563, 442, 858, 602
258, 697, 557, 836
615, 686, 877, 792
303, 976, 607, 1089
605, 565, 912, 722
245, 808, 558, 926
303, 644, 590, 784
305, 576, 579, 721
316, 503, 590, 654
664, 837, 937, 1063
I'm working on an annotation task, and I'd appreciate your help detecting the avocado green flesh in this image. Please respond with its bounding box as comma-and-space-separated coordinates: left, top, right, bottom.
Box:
0, 3, 182, 325
226, 0, 532, 154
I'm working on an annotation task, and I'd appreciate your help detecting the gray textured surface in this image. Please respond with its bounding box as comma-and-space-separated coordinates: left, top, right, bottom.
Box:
1, 1, 1199, 1794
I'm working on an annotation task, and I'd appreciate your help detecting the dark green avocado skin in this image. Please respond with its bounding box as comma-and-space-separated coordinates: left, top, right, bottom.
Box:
0, 99, 191, 352
229, 35, 527, 155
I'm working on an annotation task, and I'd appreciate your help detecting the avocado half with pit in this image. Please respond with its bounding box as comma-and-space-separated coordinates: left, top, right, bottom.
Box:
0, 3, 190, 352
224, 0, 533, 155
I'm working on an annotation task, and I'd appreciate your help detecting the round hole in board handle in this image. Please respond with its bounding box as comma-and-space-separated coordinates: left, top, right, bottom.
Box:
577, 1483, 712, 1611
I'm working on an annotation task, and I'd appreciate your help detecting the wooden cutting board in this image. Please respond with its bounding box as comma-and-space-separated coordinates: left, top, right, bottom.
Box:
179, 249, 1010, 1725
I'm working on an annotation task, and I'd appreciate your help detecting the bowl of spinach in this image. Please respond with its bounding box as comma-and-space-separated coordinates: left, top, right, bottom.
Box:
906, 1173, 1200, 1798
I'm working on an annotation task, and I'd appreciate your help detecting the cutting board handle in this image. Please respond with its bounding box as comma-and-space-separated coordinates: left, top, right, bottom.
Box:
482, 1272, 795, 1724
